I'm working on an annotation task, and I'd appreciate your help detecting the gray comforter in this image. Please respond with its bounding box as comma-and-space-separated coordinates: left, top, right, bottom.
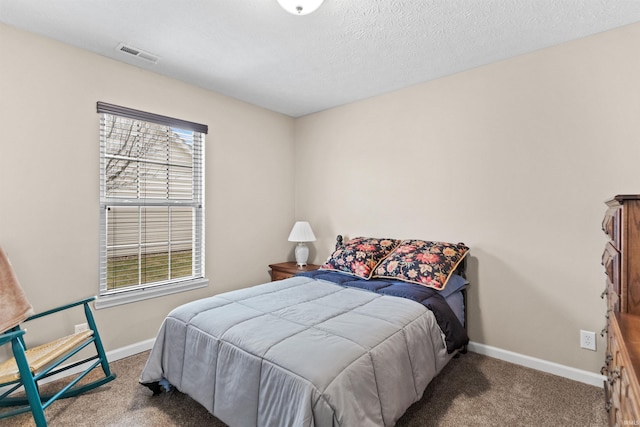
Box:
140, 275, 454, 426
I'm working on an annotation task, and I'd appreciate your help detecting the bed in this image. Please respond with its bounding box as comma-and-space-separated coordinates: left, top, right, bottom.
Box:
140, 236, 469, 426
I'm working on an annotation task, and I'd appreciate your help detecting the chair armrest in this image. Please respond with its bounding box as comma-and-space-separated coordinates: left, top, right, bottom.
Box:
0, 329, 25, 346
24, 296, 96, 322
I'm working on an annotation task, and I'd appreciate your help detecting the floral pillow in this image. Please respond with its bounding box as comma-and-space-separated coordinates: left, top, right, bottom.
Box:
320, 237, 401, 279
374, 240, 469, 290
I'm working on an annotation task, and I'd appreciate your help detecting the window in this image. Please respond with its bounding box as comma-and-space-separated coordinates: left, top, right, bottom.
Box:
96, 102, 208, 308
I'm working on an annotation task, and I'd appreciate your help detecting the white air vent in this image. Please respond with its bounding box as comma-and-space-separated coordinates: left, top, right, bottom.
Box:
116, 43, 159, 64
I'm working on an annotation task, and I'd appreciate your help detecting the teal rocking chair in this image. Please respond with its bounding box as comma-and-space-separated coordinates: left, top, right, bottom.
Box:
0, 248, 115, 426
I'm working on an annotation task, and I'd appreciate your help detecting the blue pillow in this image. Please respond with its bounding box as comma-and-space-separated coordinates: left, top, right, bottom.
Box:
437, 274, 468, 298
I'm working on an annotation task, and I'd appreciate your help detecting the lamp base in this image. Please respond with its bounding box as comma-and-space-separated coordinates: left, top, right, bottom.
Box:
294, 242, 309, 267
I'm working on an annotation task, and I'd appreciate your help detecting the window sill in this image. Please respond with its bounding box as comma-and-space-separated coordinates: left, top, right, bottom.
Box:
95, 278, 209, 309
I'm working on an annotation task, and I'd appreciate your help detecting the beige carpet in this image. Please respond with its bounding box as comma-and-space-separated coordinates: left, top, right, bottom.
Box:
1, 351, 607, 426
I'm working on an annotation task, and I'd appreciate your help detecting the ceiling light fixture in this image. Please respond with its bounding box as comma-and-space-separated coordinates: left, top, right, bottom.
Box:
277, 0, 324, 15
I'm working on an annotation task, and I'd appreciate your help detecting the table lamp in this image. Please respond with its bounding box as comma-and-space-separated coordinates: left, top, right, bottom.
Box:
288, 221, 316, 267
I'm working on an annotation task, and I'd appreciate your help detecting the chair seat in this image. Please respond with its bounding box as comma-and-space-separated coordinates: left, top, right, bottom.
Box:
0, 329, 94, 384
0, 248, 113, 426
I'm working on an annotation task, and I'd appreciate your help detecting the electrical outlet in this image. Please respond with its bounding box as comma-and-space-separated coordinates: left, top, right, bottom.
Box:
74, 323, 89, 334
580, 330, 596, 351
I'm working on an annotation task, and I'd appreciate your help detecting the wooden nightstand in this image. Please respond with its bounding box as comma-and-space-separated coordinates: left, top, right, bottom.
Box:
269, 262, 320, 281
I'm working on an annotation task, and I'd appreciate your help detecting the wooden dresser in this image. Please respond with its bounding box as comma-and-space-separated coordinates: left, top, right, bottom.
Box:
602, 195, 640, 425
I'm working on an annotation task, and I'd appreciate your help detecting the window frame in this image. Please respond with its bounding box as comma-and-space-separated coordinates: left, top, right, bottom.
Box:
95, 102, 208, 309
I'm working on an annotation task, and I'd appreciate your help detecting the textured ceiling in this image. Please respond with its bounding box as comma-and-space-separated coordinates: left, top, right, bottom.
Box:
2, 0, 640, 117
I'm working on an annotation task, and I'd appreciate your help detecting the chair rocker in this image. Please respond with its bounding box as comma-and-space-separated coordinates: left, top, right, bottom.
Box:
0, 252, 115, 427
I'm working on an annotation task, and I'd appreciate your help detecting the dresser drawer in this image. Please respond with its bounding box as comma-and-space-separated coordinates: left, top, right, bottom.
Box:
606, 318, 623, 425
603, 206, 621, 248
603, 242, 620, 290
621, 366, 640, 425
607, 282, 620, 314
607, 313, 640, 426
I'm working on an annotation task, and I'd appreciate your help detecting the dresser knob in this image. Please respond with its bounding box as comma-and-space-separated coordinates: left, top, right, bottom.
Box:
608, 368, 621, 385
601, 354, 613, 374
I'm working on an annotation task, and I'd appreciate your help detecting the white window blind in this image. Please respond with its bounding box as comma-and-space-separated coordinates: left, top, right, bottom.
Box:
97, 102, 207, 307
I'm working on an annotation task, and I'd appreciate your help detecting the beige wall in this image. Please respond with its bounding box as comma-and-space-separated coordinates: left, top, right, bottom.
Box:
3, 19, 640, 375
0, 24, 295, 351
294, 23, 640, 373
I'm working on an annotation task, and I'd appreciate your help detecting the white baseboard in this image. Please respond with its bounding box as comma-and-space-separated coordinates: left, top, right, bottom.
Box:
106, 338, 155, 362
5, 338, 604, 393
467, 341, 606, 388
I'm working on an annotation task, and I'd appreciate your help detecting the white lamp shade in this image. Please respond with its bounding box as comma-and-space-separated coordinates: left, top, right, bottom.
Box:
277, 0, 324, 15
288, 221, 316, 242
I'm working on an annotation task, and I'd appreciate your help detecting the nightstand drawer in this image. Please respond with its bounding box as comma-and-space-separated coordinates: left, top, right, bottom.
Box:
271, 269, 295, 281
269, 262, 320, 282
